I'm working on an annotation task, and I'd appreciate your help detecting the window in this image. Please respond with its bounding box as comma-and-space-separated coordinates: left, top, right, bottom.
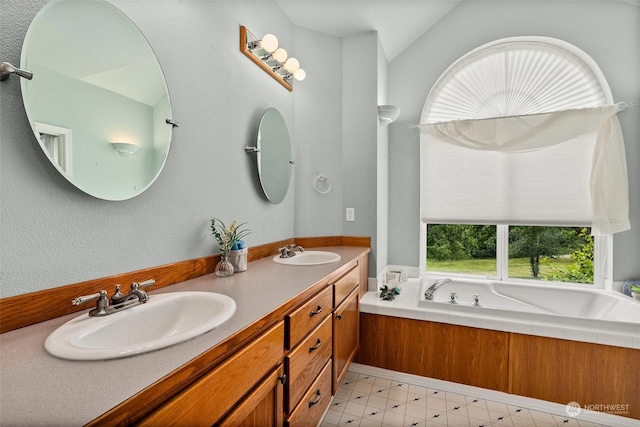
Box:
426, 224, 497, 277
426, 224, 595, 285
416, 37, 624, 288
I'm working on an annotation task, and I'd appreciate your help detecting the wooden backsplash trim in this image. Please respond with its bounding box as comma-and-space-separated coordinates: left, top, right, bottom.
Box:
0, 236, 370, 334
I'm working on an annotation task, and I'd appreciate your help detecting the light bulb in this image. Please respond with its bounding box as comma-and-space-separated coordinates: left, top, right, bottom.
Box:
284, 58, 300, 73
273, 48, 288, 63
260, 34, 278, 53
293, 68, 306, 81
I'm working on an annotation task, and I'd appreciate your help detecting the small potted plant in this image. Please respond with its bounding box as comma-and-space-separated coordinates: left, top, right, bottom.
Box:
630, 284, 640, 301
210, 218, 251, 277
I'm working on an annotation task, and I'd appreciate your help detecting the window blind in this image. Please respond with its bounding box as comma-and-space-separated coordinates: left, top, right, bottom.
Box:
420, 130, 595, 226
417, 37, 629, 235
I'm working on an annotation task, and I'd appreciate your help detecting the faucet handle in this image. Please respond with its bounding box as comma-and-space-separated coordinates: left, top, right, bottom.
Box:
72, 290, 108, 306
131, 279, 155, 290
112, 284, 125, 299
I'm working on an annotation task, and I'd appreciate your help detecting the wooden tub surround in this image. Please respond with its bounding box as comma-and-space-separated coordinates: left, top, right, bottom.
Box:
355, 313, 640, 421
0, 237, 369, 426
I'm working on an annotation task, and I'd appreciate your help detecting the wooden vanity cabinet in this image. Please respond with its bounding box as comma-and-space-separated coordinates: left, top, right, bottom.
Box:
140, 257, 364, 427
285, 259, 362, 425
140, 321, 285, 426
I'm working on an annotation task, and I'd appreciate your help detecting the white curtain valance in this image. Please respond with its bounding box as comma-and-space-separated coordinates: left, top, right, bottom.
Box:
417, 104, 629, 235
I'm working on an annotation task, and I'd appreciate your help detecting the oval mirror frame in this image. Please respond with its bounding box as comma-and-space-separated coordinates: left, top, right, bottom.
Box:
20, 0, 173, 201
256, 108, 293, 204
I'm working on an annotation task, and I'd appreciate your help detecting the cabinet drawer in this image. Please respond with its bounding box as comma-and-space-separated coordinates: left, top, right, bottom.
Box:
333, 263, 359, 307
285, 360, 333, 427
287, 285, 332, 349
285, 315, 332, 413
140, 321, 284, 427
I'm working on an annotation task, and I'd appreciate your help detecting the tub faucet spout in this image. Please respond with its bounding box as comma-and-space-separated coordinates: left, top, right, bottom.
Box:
424, 278, 452, 300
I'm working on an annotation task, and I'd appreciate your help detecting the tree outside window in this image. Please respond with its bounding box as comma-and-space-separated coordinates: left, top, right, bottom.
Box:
426, 224, 593, 284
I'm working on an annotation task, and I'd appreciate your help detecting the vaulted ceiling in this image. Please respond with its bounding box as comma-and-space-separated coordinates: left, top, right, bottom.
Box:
277, 0, 639, 62
276, 0, 462, 61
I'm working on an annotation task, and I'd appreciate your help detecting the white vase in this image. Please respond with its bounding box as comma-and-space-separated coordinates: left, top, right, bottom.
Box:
228, 248, 248, 272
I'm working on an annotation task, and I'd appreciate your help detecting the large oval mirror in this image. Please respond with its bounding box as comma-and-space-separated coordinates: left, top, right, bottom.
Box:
256, 108, 293, 204
20, 0, 173, 201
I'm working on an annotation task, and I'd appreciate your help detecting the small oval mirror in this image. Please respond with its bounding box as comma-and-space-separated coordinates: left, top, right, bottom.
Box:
20, 0, 173, 201
256, 108, 293, 204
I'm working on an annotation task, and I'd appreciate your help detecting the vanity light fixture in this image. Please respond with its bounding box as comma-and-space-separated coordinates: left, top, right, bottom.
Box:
240, 26, 305, 92
111, 142, 138, 156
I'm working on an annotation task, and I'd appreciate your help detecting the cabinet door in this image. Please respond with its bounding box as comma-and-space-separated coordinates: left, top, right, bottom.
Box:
332, 287, 359, 394
141, 322, 284, 426
219, 365, 284, 427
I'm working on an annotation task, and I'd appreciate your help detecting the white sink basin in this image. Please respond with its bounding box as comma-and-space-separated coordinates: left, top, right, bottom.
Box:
273, 251, 341, 266
44, 292, 235, 361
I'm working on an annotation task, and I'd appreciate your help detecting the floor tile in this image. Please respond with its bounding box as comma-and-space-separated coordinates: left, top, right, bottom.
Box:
321, 370, 613, 427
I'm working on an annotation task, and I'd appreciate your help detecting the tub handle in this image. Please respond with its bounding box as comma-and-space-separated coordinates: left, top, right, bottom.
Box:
449, 291, 458, 304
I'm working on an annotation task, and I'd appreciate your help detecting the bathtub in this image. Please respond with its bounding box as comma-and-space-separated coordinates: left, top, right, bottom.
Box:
360, 276, 640, 349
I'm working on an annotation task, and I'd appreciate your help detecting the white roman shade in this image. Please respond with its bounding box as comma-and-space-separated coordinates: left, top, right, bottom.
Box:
417, 37, 630, 235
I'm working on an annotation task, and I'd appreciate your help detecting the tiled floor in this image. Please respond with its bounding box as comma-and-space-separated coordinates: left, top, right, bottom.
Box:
320, 371, 609, 427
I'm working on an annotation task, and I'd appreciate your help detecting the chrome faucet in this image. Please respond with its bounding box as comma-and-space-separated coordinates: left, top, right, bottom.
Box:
423, 278, 452, 300
72, 279, 155, 317
277, 243, 304, 258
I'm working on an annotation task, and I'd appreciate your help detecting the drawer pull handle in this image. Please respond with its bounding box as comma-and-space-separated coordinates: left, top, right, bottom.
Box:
308, 390, 322, 407
278, 374, 288, 385
309, 338, 322, 352
310, 305, 322, 317
336, 313, 343, 320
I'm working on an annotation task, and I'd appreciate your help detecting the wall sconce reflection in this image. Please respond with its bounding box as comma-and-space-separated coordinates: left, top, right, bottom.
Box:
111, 142, 138, 156
240, 26, 305, 92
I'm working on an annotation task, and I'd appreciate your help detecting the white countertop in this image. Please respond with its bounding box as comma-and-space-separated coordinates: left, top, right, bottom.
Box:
0, 246, 367, 426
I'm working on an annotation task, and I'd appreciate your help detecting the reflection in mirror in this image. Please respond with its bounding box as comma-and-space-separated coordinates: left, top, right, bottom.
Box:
256, 108, 293, 204
20, 0, 173, 201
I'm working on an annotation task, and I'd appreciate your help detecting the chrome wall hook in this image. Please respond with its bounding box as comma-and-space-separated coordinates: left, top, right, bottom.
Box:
0, 62, 33, 81
244, 146, 260, 154
165, 118, 180, 128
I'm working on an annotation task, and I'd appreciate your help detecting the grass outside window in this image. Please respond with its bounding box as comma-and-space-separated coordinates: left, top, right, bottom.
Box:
426, 224, 594, 284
